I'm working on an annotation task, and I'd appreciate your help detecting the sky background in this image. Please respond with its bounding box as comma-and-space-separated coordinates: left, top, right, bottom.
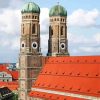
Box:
0, 0, 100, 63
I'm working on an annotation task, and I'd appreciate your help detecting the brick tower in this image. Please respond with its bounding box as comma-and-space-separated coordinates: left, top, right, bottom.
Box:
47, 4, 69, 56
19, 2, 42, 100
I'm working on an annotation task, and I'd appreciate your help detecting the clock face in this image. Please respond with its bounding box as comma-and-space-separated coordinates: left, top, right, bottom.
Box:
60, 43, 65, 49
32, 42, 38, 49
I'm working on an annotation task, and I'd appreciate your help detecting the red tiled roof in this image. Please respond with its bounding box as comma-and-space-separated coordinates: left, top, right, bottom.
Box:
29, 56, 100, 99
0, 64, 18, 80
0, 82, 18, 91
10, 71, 18, 79
0, 65, 7, 71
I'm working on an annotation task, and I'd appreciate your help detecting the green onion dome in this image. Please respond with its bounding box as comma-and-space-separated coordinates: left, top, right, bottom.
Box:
21, 2, 40, 14
49, 5, 67, 17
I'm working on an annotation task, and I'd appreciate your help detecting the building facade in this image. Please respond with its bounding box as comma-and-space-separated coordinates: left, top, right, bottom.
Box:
19, 2, 42, 100
18, 2, 100, 100
19, 2, 70, 100
0, 65, 18, 82
47, 5, 69, 56
0, 72, 12, 82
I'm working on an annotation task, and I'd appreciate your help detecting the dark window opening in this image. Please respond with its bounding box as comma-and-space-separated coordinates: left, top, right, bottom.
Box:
33, 43, 36, 48
61, 43, 65, 49
32, 42, 37, 49
49, 26, 53, 36
51, 28, 53, 35
32, 16, 34, 19
61, 26, 63, 35
32, 24, 35, 34
3, 74, 4, 77
35, 16, 37, 19
23, 27, 24, 34
22, 44, 24, 47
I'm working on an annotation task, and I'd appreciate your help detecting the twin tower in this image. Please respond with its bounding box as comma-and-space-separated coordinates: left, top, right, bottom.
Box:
19, 2, 69, 100
20, 2, 69, 57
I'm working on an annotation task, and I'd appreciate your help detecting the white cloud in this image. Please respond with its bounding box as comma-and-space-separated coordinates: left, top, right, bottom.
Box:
10, 37, 20, 50
0, 36, 20, 50
79, 47, 94, 52
68, 9, 100, 27
0, 8, 49, 51
94, 33, 100, 42
0, 0, 24, 9
68, 32, 100, 55
0, 8, 21, 51
41, 34, 49, 55
0, 8, 21, 35
0, 40, 9, 47
68, 32, 89, 43
0, 0, 10, 8
40, 8, 49, 34
79, 46, 100, 53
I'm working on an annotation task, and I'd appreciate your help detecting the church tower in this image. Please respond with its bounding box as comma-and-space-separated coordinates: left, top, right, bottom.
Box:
19, 2, 42, 100
47, 4, 69, 56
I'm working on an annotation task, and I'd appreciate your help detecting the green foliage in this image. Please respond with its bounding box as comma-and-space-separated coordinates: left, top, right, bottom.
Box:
12, 93, 18, 100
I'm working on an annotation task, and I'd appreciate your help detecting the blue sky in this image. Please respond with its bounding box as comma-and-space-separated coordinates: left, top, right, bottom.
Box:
0, 0, 100, 63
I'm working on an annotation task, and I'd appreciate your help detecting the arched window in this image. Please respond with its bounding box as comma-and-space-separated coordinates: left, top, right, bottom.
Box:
22, 24, 24, 34
26, 16, 28, 19
22, 44, 24, 47
32, 24, 35, 34
51, 28, 53, 35
49, 26, 53, 36
21, 42, 25, 48
61, 26, 63, 35
35, 16, 37, 19
32, 16, 34, 19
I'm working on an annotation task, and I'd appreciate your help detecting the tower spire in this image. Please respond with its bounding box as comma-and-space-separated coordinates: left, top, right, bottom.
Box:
47, 4, 69, 56
19, 2, 42, 100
